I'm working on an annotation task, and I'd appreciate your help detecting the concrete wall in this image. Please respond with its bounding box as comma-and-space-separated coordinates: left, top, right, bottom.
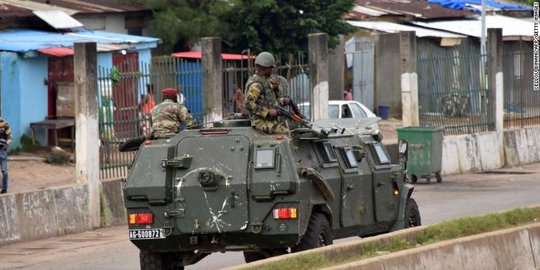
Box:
442, 126, 540, 175
322, 223, 540, 270
375, 33, 402, 118
225, 223, 540, 270
0, 179, 125, 246
0, 52, 48, 150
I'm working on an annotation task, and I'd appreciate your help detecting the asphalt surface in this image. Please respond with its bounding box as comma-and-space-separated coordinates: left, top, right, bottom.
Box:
1, 162, 540, 270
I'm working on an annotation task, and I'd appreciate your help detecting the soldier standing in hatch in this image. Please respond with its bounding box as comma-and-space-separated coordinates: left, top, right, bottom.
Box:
244, 52, 291, 134
151, 88, 189, 139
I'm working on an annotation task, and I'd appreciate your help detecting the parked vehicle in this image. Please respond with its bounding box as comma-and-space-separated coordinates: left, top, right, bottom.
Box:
122, 117, 420, 270
297, 100, 379, 130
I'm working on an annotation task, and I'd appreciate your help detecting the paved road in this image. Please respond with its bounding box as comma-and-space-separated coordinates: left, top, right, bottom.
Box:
1, 163, 540, 270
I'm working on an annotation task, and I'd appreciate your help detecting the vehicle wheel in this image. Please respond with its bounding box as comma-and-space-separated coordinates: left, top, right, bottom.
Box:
292, 212, 333, 252
243, 248, 288, 263
411, 175, 418, 184
404, 198, 421, 228
435, 172, 442, 183
140, 250, 184, 270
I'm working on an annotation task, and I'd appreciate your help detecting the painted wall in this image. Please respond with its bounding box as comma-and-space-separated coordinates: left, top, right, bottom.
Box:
0, 52, 48, 151
0, 48, 154, 150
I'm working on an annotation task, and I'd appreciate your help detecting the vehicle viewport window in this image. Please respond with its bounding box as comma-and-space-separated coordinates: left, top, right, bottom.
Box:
342, 105, 352, 118
255, 149, 275, 169
373, 143, 391, 165
343, 147, 358, 168
317, 142, 337, 163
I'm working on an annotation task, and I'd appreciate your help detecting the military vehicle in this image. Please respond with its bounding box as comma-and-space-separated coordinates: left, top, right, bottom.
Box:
122, 116, 421, 270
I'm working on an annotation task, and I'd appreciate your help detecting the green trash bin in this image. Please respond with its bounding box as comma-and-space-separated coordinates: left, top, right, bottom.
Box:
397, 126, 443, 183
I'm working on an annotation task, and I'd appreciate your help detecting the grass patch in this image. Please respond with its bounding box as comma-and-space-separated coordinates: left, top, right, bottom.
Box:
239, 206, 540, 270
417, 207, 540, 245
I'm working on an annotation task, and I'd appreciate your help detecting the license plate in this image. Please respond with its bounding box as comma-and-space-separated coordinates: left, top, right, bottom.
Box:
129, 229, 165, 240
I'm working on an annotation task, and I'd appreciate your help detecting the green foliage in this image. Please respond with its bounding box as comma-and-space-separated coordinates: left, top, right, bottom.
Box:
128, 0, 355, 55
131, 0, 235, 53
417, 207, 540, 245
221, 0, 356, 55
237, 207, 540, 270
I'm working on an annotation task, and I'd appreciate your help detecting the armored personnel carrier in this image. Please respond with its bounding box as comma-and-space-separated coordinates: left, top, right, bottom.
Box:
123, 117, 421, 269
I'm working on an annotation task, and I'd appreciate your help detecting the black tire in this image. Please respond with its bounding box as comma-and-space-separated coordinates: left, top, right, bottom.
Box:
292, 212, 333, 252
411, 175, 418, 184
404, 198, 421, 228
243, 248, 288, 263
435, 172, 442, 183
140, 250, 184, 270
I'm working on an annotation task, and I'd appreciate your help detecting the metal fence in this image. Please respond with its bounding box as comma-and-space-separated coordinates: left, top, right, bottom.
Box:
97, 56, 205, 180
417, 40, 492, 135
222, 51, 311, 117
98, 52, 310, 180
503, 41, 540, 129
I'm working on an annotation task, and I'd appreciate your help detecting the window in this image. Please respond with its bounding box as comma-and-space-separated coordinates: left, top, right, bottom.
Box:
328, 105, 339, 118
342, 147, 358, 168
373, 143, 391, 165
350, 103, 367, 118
316, 142, 337, 164
255, 149, 275, 169
341, 105, 352, 118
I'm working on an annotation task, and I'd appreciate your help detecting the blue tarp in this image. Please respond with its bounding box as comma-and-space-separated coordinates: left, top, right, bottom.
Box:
428, 0, 532, 12
0, 29, 160, 53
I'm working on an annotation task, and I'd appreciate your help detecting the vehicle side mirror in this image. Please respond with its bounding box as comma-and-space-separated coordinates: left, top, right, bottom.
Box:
398, 139, 408, 164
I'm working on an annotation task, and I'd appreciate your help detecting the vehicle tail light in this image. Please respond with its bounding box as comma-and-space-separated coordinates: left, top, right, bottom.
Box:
272, 208, 297, 220
129, 212, 154, 225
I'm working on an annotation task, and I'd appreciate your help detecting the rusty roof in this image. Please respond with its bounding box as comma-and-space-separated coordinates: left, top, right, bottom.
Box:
27, 0, 147, 13
0, 0, 147, 17
349, 0, 472, 20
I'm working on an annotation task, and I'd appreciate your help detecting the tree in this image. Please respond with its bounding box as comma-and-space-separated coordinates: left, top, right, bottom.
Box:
130, 0, 356, 55
131, 0, 235, 53
220, 0, 356, 55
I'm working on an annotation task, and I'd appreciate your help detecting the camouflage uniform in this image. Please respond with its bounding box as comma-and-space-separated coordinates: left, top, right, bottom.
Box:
151, 99, 189, 139
0, 117, 11, 193
244, 74, 289, 134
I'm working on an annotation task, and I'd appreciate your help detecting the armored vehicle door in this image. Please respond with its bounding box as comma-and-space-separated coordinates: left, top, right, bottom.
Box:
338, 145, 374, 227
172, 135, 250, 233
366, 141, 399, 223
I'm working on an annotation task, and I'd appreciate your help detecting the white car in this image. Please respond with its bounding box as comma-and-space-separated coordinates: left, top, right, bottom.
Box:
297, 100, 379, 130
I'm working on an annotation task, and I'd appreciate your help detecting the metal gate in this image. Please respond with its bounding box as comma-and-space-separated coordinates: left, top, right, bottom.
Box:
417, 39, 492, 135
347, 37, 375, 111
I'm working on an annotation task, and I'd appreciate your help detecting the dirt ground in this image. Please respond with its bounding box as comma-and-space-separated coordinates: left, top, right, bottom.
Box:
6, 150, 77, 194
4, 118, 401, 194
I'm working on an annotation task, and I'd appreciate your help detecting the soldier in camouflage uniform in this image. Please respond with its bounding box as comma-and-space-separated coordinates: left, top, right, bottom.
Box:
244, 52, 291, 134
0, 117, 11, 193
151, 88, 189, 139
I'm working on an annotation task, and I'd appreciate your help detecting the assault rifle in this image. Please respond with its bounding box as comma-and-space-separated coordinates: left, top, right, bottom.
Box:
275, 105, 312, 129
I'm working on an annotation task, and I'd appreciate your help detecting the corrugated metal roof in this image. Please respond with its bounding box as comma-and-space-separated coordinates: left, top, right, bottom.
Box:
38, 44, 131, 56
0, 0, 146, 17
0, 29, 159, 54
412, 15, 533, 40
348, 20, 466, 38
33, 10, 84, 29
172, 51, 254, 60
350, 0, 473, 20
428, 0, 532, 12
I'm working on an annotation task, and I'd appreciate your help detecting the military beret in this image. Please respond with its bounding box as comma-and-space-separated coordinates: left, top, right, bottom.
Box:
161, 88, 177, 96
